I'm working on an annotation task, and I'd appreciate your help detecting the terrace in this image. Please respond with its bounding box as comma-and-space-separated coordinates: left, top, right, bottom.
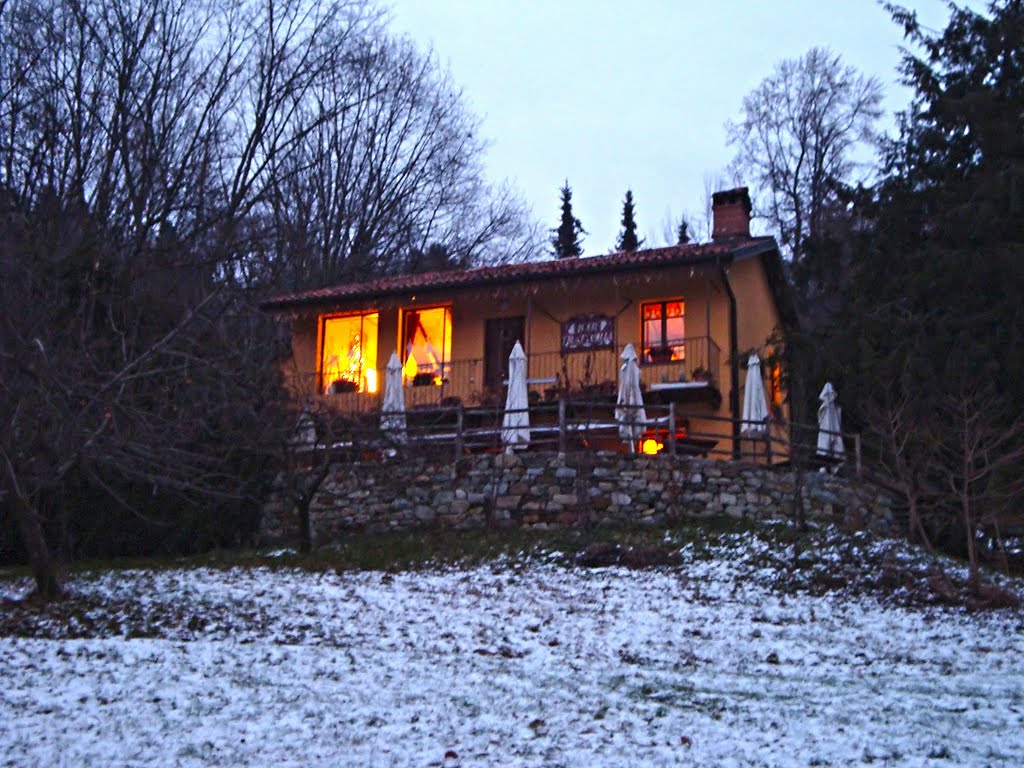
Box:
304, 335, 723, 413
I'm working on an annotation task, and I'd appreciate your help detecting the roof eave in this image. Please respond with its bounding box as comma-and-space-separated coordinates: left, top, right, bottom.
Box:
260, 245, 760, 315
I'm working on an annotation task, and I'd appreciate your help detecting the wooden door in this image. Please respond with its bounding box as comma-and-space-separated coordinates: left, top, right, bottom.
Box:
484, 316, 525, 393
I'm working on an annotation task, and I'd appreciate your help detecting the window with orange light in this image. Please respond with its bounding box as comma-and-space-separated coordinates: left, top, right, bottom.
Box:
320, 312, 379, 394
769, 360, 783, 407
401, 306, 452, 385
640, 299, 685, 364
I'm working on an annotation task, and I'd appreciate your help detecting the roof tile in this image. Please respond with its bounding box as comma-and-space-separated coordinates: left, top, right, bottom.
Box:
261, 238, 772, 312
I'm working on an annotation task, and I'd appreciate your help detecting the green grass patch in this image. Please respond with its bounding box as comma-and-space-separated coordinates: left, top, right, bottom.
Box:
0, 517, 771, 582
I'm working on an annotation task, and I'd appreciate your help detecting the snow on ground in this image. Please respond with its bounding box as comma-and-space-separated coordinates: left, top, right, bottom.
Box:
1, 535, 1023, 767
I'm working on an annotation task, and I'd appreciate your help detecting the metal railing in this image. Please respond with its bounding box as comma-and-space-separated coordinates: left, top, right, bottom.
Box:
404, 358, 484, 408
527, 336, 721, 396
297, 337, 724, 414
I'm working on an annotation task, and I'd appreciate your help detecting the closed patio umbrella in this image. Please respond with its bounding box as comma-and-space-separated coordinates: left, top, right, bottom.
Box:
616, 343, 647, 450
501, 340, 530, 449
817, 382, 844, 458
740, 354, 769, 437
380, 351, 407, 442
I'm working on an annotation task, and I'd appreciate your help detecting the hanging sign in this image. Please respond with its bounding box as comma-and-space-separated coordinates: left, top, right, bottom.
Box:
561, 314, 614, 352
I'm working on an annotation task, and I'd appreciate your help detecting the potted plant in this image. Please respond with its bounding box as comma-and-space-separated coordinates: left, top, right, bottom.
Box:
691, 367, 712, 383
544, 373, 568, 401
647, 346, 673, 364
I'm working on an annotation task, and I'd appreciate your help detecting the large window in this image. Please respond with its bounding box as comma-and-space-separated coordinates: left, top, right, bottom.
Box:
641, 299, 685, 364
321, 312, 379, 394
401, 306, 452, 385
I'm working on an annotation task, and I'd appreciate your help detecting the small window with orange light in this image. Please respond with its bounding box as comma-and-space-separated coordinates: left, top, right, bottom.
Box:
640, 299, 685, 364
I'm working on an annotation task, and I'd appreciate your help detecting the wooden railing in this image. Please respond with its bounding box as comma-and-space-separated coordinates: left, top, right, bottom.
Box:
298, 399, 859, 478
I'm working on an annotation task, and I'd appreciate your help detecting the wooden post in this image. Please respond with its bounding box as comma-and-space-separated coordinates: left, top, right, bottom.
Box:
558, 398, 567, 454
854, 433, 862, 479
455, 404, 464, 460
668, 402, 677, 457
764, 416, 772, 465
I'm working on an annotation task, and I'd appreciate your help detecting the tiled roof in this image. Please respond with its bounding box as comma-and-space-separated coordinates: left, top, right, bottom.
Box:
260, 237, 776, 312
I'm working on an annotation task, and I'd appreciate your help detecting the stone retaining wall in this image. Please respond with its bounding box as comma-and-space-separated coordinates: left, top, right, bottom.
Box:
261, 451, 895, 545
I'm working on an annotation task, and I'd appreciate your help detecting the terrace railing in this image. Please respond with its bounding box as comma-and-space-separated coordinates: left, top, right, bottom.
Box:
298, 336, 723, 414
297, 399, 860, 479
528, 335, 722, 399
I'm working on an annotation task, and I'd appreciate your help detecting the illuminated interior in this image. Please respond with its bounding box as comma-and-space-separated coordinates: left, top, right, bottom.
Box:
641, 300, 685, 364
638, 424, 688, 455
641, 438, 663, 455
402, 306, 452, 385
321, 312, 379, 394
769, 360, 783, 408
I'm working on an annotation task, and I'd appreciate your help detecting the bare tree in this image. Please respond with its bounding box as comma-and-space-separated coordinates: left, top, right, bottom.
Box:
699, 171, 729, 241
726, 48, 883, 261
0, 0, 375, 599
266, 34, 542, 289
862, 358, 938, 549
935, 376, 1024, 588
0, 0, 544, 599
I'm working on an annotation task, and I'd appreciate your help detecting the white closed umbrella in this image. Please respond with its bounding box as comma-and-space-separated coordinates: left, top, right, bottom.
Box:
380, 351, 406, 442
817, 382, 844, 457
288, 405, 316, 448
615, 343, 647, 450
501, 340, 530, 449
741, 354, 769, 437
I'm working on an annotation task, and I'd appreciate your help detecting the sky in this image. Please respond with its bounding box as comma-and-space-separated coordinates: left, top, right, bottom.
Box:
385, 0, 975, 255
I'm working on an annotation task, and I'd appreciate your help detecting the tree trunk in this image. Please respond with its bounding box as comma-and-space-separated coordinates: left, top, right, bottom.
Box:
907, 495, 932, 552
962, 493, 979, 590
296, 497, 312, 555
13, 496, 65, 602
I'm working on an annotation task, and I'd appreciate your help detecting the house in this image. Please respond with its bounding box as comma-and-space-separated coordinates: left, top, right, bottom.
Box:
261, 187, 796, 457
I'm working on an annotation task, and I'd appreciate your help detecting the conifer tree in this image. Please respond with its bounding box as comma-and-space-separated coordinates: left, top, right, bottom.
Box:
550, 181, 586, 258
615, 190, 644, 252
676, 217, 691, 245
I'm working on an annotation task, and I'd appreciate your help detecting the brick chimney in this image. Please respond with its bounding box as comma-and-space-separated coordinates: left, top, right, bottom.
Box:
711, 187, 751, 240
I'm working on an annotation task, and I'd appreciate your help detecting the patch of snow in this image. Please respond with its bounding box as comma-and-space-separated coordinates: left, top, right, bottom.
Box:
1, 542, 1022, 766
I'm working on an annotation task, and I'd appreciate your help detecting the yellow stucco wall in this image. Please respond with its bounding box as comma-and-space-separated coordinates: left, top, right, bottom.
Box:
282, 254, 788, 455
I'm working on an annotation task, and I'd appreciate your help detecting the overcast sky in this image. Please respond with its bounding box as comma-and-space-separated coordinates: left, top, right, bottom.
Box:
387, 1, 970, 255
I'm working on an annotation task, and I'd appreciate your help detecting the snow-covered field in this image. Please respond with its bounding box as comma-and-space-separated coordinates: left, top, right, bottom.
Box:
1, 533, 1023, 767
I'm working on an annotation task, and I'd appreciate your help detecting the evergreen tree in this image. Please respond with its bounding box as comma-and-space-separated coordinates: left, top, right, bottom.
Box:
806, 0, 1024, 568
882, 0, 1024, 249
615, 190, 644, 252
676, 217, 691, 245
550, 181, 586, 258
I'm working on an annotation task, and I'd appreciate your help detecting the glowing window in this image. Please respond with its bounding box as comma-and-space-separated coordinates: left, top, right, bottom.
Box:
640, 299, 685, 364
769, 360, 783, 407
321, 312, 379, 394
402, 306, 452, 385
